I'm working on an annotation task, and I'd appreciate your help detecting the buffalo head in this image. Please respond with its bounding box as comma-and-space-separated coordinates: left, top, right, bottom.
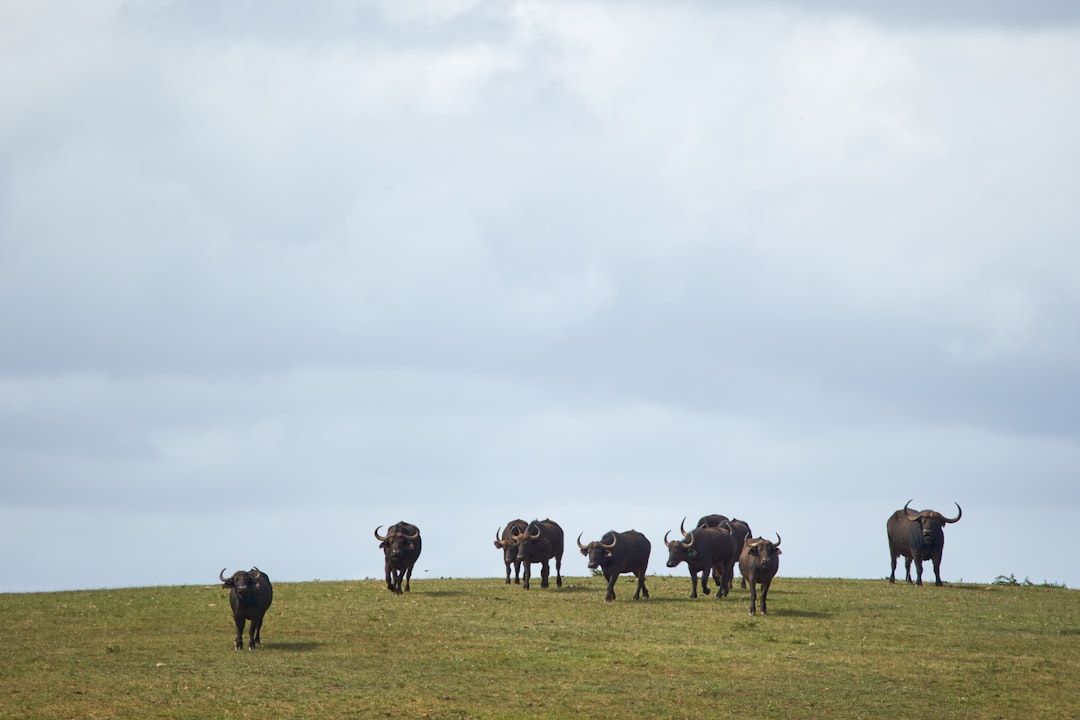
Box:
577, 532, 617, 570
903, 499, 961, 544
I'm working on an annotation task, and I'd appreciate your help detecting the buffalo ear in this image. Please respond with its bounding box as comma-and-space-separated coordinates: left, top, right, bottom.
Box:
579, 548, 589, 556
379, 541, 389, 549
222, 580, 235, 588
773, 548, 782, 555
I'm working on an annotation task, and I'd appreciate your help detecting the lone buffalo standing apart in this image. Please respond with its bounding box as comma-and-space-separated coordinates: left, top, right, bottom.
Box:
375, 521, 422, 594
739, 535, 781, 616
577, 529, 651, 602
220, 567, 273, 650
887, 500, 962, 586
494, 519, 529, 584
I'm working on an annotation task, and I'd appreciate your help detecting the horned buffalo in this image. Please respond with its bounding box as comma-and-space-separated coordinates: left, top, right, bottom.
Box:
664, 519, 737, 598
697, 514, 753, 587
577, 530, 651, 602
494, 519, 529, 584
739, 535, 781, 616
219, 567, 273, 650
375, 521, 422, 594
887, 500, 962, 586
508, 519, 564, 590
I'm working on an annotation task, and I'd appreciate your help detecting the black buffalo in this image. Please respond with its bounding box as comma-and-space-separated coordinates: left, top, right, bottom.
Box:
219, 567, 273, 650
664, 519, 737, 599
697, 514, 753, 587
493, 519, 529, 584
508, 519, 564, 590
887, 500, 962, 586
577, 530, 651, 602
375, 521, 422, 594
739, 535, 781, 616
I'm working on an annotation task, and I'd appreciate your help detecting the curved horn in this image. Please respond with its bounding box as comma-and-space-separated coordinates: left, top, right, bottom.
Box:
577, 532, 588, 550
663, 530, 675, 548
219, 568, 229, 582
510, 524, 522, 538
902, 500, 927, 521
680, 517, 688, 536
600, 532, 617, 550
528, 523, 541, 538
773, 534, 781, 548
400, 526, 420, 539
682, 530, 695, 549
250, 567, 261, 580
496, 526, 505, 543
944, 503, 962, 523
374, 526, 388, 542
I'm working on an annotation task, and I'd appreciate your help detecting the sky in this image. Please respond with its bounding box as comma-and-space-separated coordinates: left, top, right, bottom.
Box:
2, 0, 1079, 593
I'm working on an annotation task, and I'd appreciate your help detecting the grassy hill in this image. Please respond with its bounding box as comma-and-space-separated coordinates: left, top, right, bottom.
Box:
2, 575, 1078, 719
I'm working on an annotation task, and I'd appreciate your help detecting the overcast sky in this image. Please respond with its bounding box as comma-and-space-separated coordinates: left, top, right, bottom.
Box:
2, 1, 1079, 594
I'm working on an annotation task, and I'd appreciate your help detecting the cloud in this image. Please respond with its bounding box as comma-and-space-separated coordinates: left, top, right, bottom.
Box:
1, 1, 1079, 592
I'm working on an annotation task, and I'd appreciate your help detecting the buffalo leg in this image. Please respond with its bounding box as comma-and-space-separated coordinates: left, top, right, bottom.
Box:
540, 560, 550, 588
404, 564, 413, 592
505, 562, 512, 584
634, 571, 649, 600
689, 570, 699, 598
748, 582, 758, 615
233, 616, 246, 650
904, 557, 915, 584
522, 563, 531, 590
605, 570, 617, 602
555, 556, 563, 588
513, 560, 521, 584
889, 553, 898, 583
913, 558, 924, 586
248, 617, 260, 650
760, 579, 771, 615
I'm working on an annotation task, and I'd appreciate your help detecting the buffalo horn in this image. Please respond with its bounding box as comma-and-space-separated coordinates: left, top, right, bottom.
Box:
400, 526, 420, 539
663, 530, 675, 548
944, 503, 962, 523
577, 532, 588, 550
600, 533, 617, 550
495, 526, 504, 543
528, 523, 541, 538
219, 568, 229, 582
374, 526, 389, 542
680, 517, 689, 536
773, 534, 781, 548
250, 567, 261, 580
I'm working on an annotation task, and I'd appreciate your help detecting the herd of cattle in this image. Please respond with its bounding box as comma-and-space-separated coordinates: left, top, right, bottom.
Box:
219, 499, 962, 649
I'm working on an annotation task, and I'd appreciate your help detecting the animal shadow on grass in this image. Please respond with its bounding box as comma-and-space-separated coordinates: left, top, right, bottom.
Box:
423, 589, 469, 597
266, 641, 324, 652
767, 608, 834, 619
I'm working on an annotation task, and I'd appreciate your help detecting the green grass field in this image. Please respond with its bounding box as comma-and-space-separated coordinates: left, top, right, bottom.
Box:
2, 575, 1078, 719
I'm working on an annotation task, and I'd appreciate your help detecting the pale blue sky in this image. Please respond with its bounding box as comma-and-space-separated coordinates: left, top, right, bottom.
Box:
2, 0, 1078, 592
